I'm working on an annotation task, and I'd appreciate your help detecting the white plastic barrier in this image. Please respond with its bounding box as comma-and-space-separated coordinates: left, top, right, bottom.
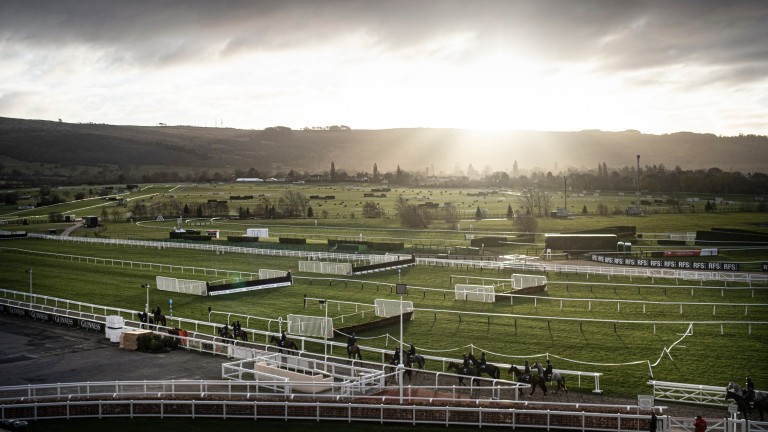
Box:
288, 314, 333, 338
298, 261, 353, 276
455, 284, 496, 302
374, 299, 414, 318
156, 276, 208, 296
259, 269, 287, 279
512, 274, 547, 289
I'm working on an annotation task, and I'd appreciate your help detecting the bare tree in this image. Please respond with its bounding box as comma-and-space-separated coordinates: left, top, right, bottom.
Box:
519, 187, 552, 217
443, 202, 460, 229
278, 190, 308, 218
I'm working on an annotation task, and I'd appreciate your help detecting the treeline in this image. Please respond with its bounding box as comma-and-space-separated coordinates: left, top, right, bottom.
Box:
3, 162, 767, 197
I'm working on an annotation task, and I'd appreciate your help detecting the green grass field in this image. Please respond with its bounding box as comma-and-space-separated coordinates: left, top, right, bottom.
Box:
1, 234, 766, 399
2, 182, 767, 399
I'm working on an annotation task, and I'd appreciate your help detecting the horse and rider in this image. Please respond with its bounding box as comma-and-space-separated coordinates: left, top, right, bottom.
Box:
462, 353, 471, 374
747, 377, 756, 408
346, 332, 362, 360
390, 346, 401, 365
544, 358, 554, 381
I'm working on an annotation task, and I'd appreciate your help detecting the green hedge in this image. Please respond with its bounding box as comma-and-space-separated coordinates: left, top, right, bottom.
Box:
227, 236, 259, 242
279, 237, 306, 244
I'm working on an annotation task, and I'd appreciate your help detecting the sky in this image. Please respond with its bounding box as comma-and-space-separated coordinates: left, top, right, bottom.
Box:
1, 0, 767, 136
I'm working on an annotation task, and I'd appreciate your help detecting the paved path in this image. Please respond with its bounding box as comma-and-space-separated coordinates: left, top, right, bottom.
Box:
60, 222, 81, 237
0, 315, 226, 386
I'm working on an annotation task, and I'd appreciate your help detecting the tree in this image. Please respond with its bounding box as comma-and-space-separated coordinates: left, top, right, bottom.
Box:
110, 207, 123, 222
307, 205, 314, 218
596, 203, 610, 216
394, 195, 431, 228
362, 201, 384, 218
330, 161, 336, 182
475, 206, 482, 219
513, 210, 538, 234
277, 190, 308, 218
519, 187, 551, 217
443, 202, 460, 229
506, 204, 514, 219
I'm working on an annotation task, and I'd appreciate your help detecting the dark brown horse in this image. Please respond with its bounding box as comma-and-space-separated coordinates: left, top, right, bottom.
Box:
447, 361, 480, 386
727, 381, 766, 421
152, 312, 167, 327
218, 325, 235, 344
384, 352, 425, 381
270, 335, 298, 352
468, 353, 500, 379
347, 344, 362, 360
232, 327, 248, 342
509, 365, 547, 396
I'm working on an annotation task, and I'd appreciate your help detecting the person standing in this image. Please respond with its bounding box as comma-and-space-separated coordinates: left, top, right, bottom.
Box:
649, 413, 658, 432
694, 415, 707, 432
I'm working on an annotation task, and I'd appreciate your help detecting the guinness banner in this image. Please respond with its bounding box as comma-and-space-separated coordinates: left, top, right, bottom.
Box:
0, 303, 103, 332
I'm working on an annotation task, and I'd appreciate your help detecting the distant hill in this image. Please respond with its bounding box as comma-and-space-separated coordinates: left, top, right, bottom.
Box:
1, 117, 766, 177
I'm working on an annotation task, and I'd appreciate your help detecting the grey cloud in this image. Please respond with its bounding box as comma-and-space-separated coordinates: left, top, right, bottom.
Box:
2, 0, 766, 82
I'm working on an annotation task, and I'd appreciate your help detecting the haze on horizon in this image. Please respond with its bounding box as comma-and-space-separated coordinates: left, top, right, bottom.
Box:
1, 0, 767, 137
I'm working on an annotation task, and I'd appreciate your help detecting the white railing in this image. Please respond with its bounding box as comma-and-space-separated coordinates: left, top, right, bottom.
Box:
19, 233, 768, 283
2, 386, 765, 432
7, 290, 767, 396
31, 233, 410, 262
0, 379, 657, 430
422, 256, 768, 283
2, 291, 603, 394
648, 380, 766, 408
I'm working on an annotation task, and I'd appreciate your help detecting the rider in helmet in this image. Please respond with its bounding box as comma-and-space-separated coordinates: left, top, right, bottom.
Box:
391, 347, 401, 365
280, 331, 287, 347
479, 352, 487, 370
746, 377, 756, 408
407, 343, 416, 363
462, 353, 470, 374
524, 360, 531, 375
544, 358, 554, 381
347, 332, 357, 348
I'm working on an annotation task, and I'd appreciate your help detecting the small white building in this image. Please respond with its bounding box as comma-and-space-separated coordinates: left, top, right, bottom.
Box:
246, 228, 269, 238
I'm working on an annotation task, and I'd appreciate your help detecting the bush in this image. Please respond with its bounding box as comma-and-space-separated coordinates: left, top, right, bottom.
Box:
136, 333, 177, 353
279, 237, 306, 244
